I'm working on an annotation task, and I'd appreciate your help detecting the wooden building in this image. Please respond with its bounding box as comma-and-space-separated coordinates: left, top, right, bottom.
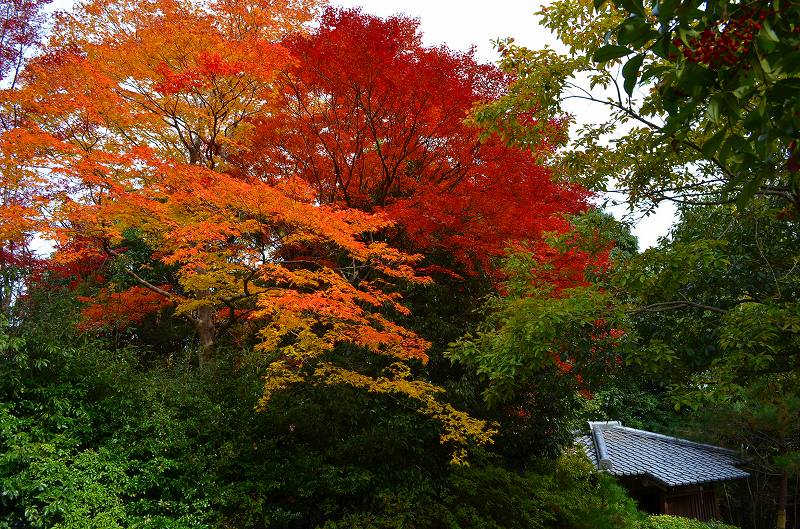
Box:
577, 421, 748, 521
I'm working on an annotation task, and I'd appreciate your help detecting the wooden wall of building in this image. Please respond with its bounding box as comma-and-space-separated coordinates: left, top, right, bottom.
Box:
663, 488, 719, 521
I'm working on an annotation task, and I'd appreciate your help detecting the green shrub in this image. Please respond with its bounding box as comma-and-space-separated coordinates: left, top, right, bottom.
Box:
641, 515, 740, 529
0, 331, 219, 528
320, 452, 642, 529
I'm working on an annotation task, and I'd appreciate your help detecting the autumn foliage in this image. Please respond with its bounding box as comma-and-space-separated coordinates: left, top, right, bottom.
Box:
237, 8, 588, 275
3, 1, 599, 460
0, 0, 53, 315
0, 0, 51, 81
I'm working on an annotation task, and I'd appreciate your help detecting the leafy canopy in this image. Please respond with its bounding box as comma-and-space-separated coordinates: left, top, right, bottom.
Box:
5, 0, 505, 462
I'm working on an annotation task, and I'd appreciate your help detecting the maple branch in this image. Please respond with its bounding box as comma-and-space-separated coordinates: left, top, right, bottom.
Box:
220, 267, 261, 304
216, 307, 255, 335
101, 243, 196, 324
359, 85, 394, 205
124, 268, 180, 304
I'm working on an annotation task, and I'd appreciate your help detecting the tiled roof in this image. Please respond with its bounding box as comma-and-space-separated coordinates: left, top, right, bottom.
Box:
576, 421, 749, 487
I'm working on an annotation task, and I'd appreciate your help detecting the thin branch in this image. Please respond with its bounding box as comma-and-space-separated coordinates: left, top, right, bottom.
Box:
562, 89, 740, 182
629, 300, 728, 314
102, 243, 197, 324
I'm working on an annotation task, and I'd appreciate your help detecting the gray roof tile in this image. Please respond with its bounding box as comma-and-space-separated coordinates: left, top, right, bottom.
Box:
576, 421, 749, 487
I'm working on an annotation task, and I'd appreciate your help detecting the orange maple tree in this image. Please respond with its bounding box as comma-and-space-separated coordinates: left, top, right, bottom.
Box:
6, 0, 318, 353
5, 0, 496, 461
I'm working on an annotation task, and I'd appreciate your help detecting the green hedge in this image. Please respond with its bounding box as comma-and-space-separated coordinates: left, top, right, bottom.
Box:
642, 515, 739, 529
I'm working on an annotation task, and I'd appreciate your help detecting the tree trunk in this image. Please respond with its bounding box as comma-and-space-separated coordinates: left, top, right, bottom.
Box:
0, 262, 10, 317
1, 241, 14, 317
196, 304, 216, 368
777, 472, 788, 529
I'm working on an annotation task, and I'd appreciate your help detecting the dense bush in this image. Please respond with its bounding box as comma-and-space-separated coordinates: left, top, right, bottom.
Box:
0, 324, 644, 529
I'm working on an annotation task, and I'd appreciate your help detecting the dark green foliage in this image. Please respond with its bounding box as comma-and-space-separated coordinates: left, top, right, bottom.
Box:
0, 331, 218, 528
640, 515, 739, 529
622, 201, 800, 406
688, 377, 800, 529
576, 379, 676, 433
319, 453, 641, 529
0, 330, 447, 528
0, 319, 645, 529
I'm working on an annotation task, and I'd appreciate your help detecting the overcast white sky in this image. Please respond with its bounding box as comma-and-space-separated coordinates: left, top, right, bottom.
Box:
48, 0, 676, 249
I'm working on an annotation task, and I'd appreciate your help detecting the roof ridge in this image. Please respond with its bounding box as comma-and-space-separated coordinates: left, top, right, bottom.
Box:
588, 420, 621, 429
612, 425, 739, 455
591, 423, 613, 470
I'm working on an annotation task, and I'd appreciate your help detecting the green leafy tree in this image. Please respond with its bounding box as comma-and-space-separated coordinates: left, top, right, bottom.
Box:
448, 211, 639, 449
621, 202, 800, 529
699, 377, 800, 529
473, 0, 799, 213
593, 0, 800, 209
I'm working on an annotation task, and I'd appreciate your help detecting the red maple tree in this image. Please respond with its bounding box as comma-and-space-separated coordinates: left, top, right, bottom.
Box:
235, 8, 588, 276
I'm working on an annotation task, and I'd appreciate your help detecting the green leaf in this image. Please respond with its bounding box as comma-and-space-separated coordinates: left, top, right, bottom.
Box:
593, 0, 608, 9
701, 129, 727, 158
650, 36, 670, 59
655, 0, 678, 25
662, 100, 698, 133
732, 84, 755, 100
757, 53, 773, 77
619, 0, 646, 17
706, 95, 722, 124
675, 62, 714, 98
736, 175, 762, 208
677, 27, 697, 47
761, 19, 780, 42
767, 78, 800, 102
718, 136, 734, 164
593, 45, 633, 63
622, 54, 645, 96
730, 135, 752, 159
780, 51, 800, 75
743, 104, 765, 131
618, 18, 659, 47
641, 64, 670, 83
756, 35, 778, 54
